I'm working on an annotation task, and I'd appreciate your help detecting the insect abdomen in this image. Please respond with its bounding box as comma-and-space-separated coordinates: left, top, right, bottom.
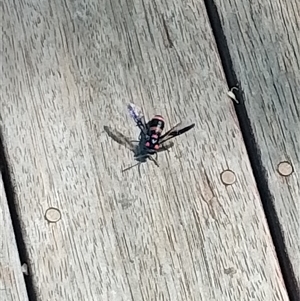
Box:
149, 115, 165, 135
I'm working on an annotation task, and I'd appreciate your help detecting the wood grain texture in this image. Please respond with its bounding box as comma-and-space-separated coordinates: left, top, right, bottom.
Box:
214, 0, 300, 285
0, 175, 29, 301
1, 0, 289, 300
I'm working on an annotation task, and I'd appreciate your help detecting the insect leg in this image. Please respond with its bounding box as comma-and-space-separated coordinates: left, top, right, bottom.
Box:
149, 156, 159, 167
134, 154, 149, 160
122, 162, 141, 173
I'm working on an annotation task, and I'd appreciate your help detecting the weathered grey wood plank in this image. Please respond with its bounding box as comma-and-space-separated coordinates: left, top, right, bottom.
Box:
1, 0, 289, 300
214, 0, 300, 286
0, 175, 29, 301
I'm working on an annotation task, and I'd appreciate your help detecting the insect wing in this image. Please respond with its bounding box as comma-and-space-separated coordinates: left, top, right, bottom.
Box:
127, 103, 145, 124
103, 126, 135, 152
157, 141, 174, 153
159, 123, 195, 144
127, 103, 147, 133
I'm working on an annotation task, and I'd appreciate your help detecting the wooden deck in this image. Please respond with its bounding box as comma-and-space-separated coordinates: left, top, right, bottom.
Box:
214, 0, 300, 292
1, 0, 298, 301
0, 175, 29, 301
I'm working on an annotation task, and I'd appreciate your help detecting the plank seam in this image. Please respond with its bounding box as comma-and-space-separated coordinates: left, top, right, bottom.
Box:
0, 129, 38, 301
202, 1, 300, 300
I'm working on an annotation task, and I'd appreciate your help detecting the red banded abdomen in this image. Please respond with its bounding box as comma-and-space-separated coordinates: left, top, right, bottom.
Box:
145, 115, 165, 150
149, 115, 165, 136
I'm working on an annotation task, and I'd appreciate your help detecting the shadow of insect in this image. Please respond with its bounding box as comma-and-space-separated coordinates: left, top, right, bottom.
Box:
103, 125, 173, 176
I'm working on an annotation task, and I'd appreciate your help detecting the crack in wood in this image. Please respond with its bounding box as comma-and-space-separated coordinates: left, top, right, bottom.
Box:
161, 15, 173, 48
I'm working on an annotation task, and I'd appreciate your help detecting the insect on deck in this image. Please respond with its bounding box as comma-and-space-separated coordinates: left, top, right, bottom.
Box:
104, 103, 195, 175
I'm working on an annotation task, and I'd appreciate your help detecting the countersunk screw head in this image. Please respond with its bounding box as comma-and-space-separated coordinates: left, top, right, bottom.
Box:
45, 207, 61, 223
277, 161, 294, 176
220, 170, 236, 185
